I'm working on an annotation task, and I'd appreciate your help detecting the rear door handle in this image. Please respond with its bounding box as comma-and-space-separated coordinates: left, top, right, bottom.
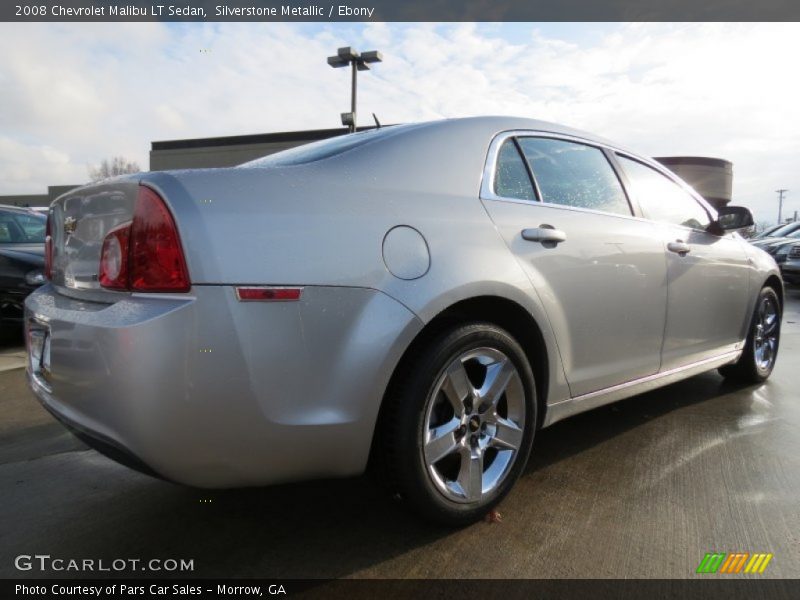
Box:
667, 240, 691, 256
521, 226, 567, 245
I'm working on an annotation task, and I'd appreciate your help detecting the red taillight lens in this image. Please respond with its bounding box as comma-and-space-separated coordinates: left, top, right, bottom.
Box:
98, 186, 190, 293
129, 186, 190, 292
44, 212, 53, 280
98, 223, 131, 290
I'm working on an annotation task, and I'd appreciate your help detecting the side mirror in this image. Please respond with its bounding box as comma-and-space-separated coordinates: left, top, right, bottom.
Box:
713, 205, 754, 233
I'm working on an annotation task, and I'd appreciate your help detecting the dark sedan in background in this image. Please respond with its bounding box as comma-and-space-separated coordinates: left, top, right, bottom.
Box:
750, 224, 800, 283
752, 221, 800, 240
0, 205, 46, 326
781, 242, 800, 285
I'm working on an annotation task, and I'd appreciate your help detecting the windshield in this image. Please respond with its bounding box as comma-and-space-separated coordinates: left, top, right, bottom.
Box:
0, 210, 46, 244
240, 125, 408, 168
769, 222, 800, 237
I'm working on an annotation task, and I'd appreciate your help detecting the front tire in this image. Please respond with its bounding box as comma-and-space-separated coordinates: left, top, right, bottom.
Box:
382, 323, 536, 526
719, 286, 781, 383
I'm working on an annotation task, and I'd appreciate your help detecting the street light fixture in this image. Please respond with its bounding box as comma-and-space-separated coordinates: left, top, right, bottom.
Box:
327, 46, 382, 133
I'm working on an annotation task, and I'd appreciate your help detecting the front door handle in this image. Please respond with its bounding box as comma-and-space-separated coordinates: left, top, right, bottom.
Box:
521, 226, 567, 244
667, 240, 691, 256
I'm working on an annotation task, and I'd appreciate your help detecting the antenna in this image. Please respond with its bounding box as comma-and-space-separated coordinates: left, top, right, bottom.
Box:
372, 113, 381, 129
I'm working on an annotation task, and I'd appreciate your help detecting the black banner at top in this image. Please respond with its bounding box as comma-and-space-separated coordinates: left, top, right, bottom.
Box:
3, 0, 800, 22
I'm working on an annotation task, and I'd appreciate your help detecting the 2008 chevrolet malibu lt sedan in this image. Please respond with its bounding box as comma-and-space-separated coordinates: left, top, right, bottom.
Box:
25, 117, 782, 525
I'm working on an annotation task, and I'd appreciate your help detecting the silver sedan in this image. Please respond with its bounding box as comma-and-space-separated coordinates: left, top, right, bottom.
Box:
25, 117, 783, 525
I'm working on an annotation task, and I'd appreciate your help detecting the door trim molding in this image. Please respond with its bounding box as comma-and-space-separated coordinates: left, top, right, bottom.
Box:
542, 348, 742, 427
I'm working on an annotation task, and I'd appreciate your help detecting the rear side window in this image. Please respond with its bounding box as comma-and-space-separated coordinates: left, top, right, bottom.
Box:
494, 140, 536, 201
617, 156, 711, 230
516, 138, 631, 216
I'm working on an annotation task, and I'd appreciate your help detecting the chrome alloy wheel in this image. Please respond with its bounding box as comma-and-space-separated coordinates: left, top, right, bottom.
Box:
422, 347, 526, 504
754, 294, 779, 372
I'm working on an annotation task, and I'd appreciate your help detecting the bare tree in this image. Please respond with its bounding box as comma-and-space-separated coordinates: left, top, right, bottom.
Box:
88, 156, 141, 182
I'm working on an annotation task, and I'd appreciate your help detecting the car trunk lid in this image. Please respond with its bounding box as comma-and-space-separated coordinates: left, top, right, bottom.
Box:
48, 179, 139, 292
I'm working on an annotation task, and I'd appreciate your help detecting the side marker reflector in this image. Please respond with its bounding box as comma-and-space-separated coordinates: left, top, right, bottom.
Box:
235, 287, 303, 302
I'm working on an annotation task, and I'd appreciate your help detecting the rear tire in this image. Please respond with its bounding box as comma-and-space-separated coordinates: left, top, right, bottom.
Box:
718, 286, 781, 383
381, 323, 536, 526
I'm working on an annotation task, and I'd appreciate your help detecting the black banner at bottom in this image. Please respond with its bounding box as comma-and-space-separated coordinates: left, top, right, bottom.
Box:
4, 579, 800, 600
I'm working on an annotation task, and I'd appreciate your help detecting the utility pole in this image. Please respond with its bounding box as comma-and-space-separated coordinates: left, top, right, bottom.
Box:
327, 47, 382, 133
776, 189, 788, 224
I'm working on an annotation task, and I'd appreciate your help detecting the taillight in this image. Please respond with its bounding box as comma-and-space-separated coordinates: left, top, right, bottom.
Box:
129, 186, 190, 292
44, 212, 53, 280
98, 223, 131, 290
98, 186, 190, 292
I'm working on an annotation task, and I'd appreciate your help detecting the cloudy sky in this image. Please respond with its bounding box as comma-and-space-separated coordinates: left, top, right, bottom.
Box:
0, 22, 797, 223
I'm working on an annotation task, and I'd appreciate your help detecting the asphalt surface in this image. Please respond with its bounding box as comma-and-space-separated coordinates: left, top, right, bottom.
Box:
1, 289, 799, 580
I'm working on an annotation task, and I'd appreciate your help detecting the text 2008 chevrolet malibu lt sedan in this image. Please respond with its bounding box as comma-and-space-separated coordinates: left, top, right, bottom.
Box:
25, 117, 782, 525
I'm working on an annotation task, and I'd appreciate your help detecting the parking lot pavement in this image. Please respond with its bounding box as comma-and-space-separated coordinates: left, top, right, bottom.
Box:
1, 289, 799, 580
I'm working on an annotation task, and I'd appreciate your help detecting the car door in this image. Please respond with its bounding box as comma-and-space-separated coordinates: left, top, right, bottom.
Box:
480, 133, 668, 398
614, 155, 751, 370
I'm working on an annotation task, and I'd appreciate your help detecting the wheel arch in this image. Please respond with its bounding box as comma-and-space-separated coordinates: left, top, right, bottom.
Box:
368, 294, 551, 473
764, 274, 784, 311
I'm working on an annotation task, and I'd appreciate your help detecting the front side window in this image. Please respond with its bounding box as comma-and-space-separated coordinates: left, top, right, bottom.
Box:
494, 140, 536, 201
516, 137, 632, 216
617, 156, 711, 230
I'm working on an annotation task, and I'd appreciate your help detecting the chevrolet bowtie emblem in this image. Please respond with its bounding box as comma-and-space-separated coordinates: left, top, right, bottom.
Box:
63, 217, 78, 235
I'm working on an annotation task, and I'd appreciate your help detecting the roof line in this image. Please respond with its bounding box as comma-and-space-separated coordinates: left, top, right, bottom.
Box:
151, 125, 381, 151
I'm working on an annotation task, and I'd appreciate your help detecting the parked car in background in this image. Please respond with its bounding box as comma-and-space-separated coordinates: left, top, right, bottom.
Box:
0, 205, 46, 326
25, 117, 783, 525
753, 221, 798, 239
780, 242, 800, 286
751, 227, 800, 266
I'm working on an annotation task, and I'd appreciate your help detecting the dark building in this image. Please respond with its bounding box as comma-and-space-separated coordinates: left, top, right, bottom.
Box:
149, 126, 364, 171
0, 185, 82, 209
655, 156, 733, 209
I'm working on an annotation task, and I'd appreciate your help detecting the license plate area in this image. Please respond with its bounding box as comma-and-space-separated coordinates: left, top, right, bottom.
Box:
26, 318, 52, 391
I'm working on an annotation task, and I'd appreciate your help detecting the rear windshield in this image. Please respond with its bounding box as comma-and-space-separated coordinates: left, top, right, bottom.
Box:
240, 125, 407, 168
0, 210, 46, 244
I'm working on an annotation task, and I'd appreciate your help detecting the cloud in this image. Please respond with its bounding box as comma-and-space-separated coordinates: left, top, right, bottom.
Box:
0, 21, 797, 221
0, 136, 80, 193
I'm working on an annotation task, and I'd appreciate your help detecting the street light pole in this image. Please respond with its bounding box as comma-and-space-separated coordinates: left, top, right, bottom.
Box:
327, 47, 382, 133
776, 189, 788, 224
351, 59, 357, 124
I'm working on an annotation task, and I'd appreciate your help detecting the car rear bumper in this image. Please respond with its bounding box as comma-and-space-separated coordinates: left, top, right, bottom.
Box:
25, 284, 422, 487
